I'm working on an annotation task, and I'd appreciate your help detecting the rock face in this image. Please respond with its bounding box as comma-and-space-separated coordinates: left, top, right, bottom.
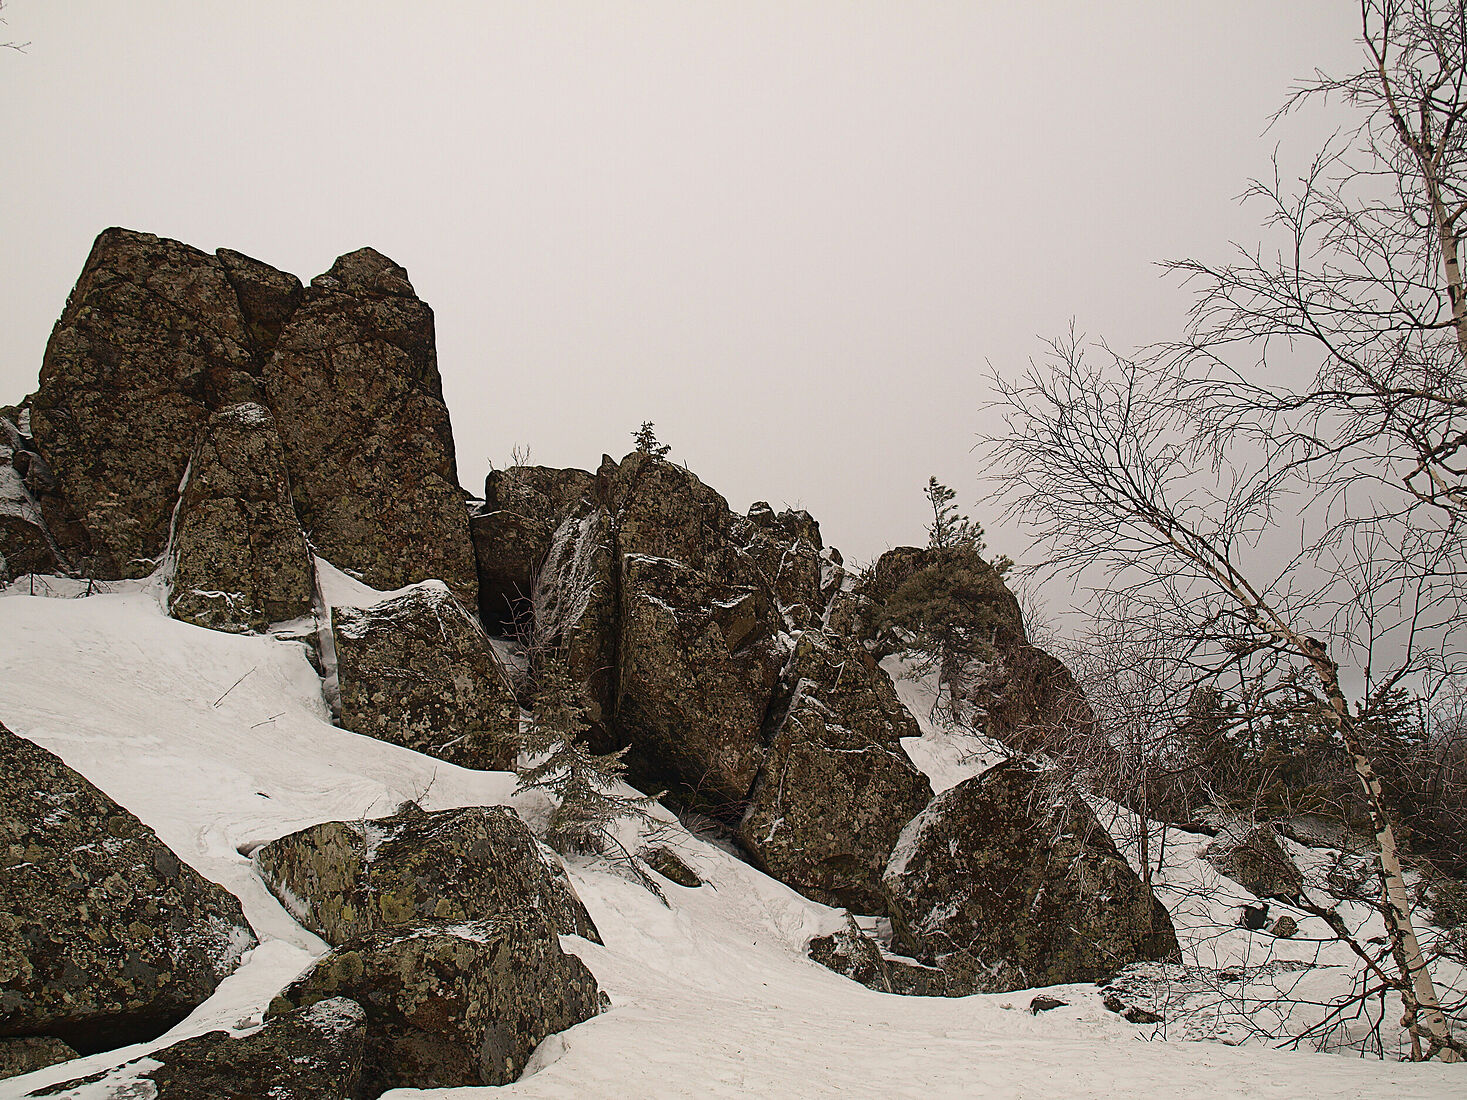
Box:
332, 583, 518, 770
28, 229, 258, 577
861, 544, 1093, 752
263, 248, 477, 607
807, 915, 948, 997
0, 723, 256, 1053
883, 759, 1180, 995
167, 402, 314, 632
740, 631, 933, 911
255, 802, 600, 946
617, 554, 782, 813
0, 421, 60, 583
40, 998, 367, 1100
530, 499, 619, 738
471, 465, 596, 630
1204, 824, 1304, 902
268, 917, 601, 1094
735, 502, 826, 630
0, 1036, 77, 1081
216, 247, 304, 368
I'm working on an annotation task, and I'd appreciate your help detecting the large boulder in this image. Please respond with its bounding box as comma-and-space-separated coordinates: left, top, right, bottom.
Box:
0, 723, 256, 1053
1203, 823, 1304, 902
27, 229, 259, 577
263, 248, 477, 607
255, 802, 600, 946
0, 1037, 77, 1082
40, 998, 368, 1100
739, 631, 933, 911
471, 465, 595, 631
167, 402, 313, 632
267, 917, 601, 1093
597, 452, 742, 577
332, 582, 518, 770
616, 554, 782, 814
883, 759, 1180, 995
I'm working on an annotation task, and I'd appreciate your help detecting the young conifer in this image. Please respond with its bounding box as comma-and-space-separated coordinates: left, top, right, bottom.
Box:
517, 660, 661, 854
632, 421, 671, 457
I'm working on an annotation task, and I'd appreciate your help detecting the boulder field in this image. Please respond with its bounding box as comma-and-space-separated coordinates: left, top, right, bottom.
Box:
0, 229, 1182, 1093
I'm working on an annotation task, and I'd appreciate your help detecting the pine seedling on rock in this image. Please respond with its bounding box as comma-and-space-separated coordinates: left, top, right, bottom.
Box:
518, 661, 662, 855
632, 420, 671, 457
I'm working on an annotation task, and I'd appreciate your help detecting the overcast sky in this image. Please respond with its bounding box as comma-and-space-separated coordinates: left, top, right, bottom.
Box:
0, 2, 1362, 585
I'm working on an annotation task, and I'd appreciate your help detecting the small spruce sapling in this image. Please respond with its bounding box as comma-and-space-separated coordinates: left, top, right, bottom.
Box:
517, 661, 661, 855
632, 421, 671, 457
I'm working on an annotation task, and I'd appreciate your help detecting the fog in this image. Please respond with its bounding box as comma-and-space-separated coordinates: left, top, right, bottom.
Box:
0, 2, 1360, 593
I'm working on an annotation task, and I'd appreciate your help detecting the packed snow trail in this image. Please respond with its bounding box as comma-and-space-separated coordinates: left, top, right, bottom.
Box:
0, 583, 1460, 1098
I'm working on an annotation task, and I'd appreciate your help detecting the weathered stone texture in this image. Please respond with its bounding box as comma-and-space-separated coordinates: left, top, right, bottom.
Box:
883, 759, 1180, 995
616, 554, 782, 813
268, 917, 600, 1093
332, 582, 518, 770
0, 1036, 78, 1082
38, 997, 367, 1100
531, 500, 619, 737
1204, 823, 1304, 902
28, 229, 257, 577
0, 723, 256, 1054
263, 248, 477, 606
740, 631, 932, 912
215, 247, 304, 367
168, 402, 313, 632
472, 465, 595, 630
807, 914, 949, 997
255, 802, 600, 946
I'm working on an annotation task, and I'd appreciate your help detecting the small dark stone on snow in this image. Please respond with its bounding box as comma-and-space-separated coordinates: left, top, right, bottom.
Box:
1029, 995, 1068, 1015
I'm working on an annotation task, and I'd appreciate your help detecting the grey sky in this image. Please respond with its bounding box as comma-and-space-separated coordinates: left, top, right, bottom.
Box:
0, 2, 1360, 577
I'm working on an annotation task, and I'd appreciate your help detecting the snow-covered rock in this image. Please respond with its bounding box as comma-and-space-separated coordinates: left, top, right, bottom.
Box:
0, 722, 256, 1055
255, 801, 601, 946
884, 758, 1180, 995
331, 581, 519, 771
267, 916, 601, 1092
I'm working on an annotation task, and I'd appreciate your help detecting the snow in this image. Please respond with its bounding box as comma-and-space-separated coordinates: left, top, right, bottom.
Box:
0, 580, 1462, 1097
881, 653, 1006, 793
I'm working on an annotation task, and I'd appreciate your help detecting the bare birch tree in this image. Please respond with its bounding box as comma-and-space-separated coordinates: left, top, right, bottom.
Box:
984, 6, 1467, 1059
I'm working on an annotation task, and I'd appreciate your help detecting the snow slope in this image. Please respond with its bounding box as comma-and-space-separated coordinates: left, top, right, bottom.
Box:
0, 580, 1461, 1098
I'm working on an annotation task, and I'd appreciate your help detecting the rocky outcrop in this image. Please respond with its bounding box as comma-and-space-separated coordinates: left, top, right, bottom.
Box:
1204, 824, 1304, 902
255, 802, 600, 946
739, 631, 932, 911
263, 248, 477, 607
216, 247, 304, 368
883, 759, 1180, 995
471, 465, 596, 631
268, 917, 601, 1093
167, 402, 313, 632
0, 723, 256, 1054
599, 452, 743, 578
332, 583, 518, 770
860, 544, 1092, 752
734, 502, 826, 630
28, 229, 259, 577
807, 915, 948, 997
0, 413, 100, 579
39, 998, 367, 1099
617, 554, 782, 813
